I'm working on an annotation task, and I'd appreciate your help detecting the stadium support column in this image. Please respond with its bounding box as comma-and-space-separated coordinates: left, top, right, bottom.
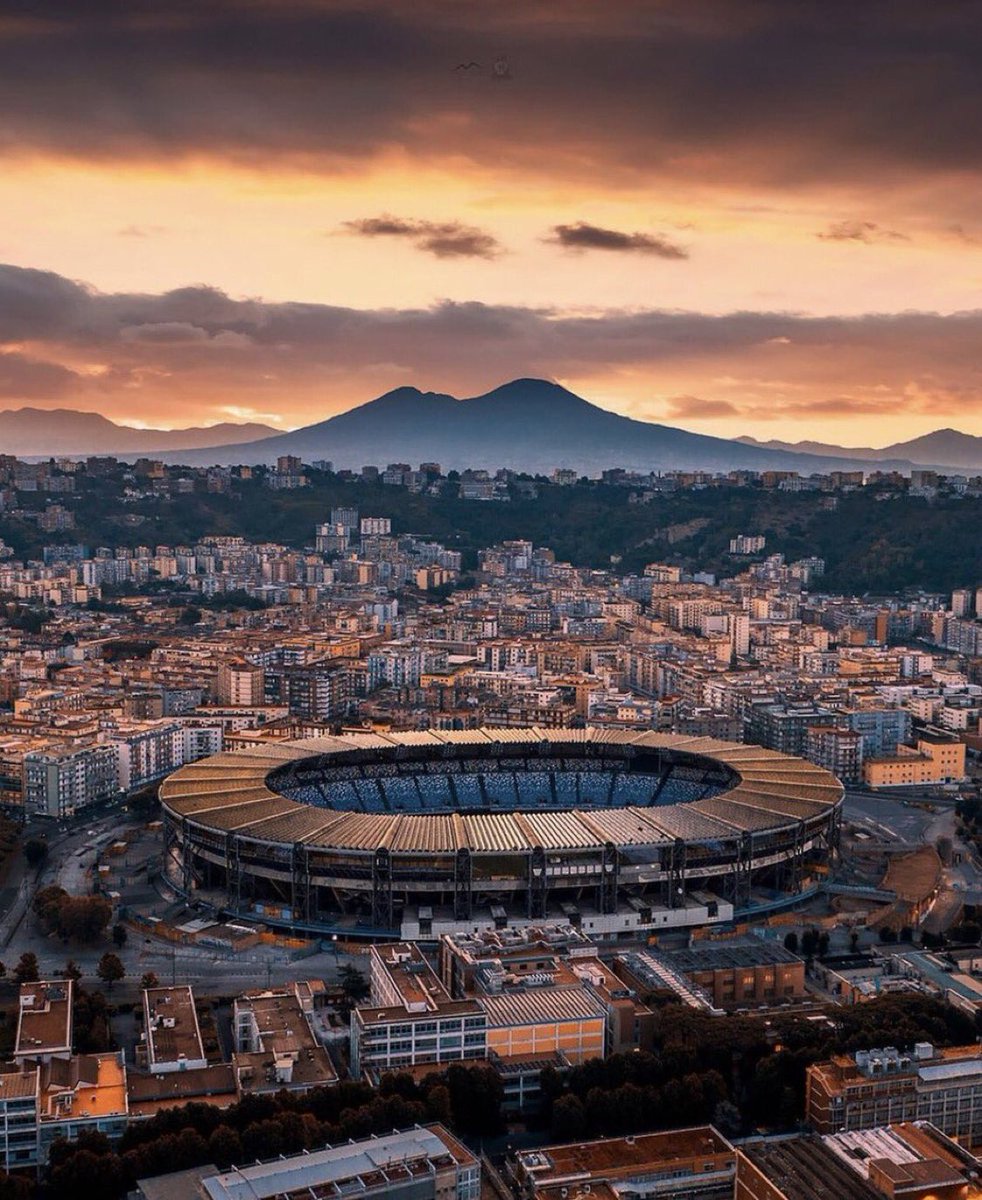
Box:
669, 837, 686, 908
372, 847, 393, 931
829, 805, 842, 865
292, 841, 311, 925
454, 848, 473, 921
736, 832, 753, 907
599, 841, 618, 914
226, 832, 242, 911
529, 846, 547, 919
180, 824, 193, 897
790, 821, 806, 894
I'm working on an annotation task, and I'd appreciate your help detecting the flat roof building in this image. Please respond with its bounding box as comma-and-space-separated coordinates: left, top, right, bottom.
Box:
233, 980, 337, 1096
618, 939, 806, 1011
806, 1043, 982, 1143
141, 985, 208, 1074
15, 981, 73, 1062
513, 1126, 736, 1200
134, 1124, 480, 1200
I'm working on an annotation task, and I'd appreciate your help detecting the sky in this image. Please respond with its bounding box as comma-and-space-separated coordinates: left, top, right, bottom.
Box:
2, 0, 982, 445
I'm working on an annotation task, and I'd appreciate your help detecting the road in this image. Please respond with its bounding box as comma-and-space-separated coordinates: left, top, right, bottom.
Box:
0, 806, 370, 999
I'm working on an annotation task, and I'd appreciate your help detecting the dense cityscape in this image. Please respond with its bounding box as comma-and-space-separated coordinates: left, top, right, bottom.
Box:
0, 447, 977, 1198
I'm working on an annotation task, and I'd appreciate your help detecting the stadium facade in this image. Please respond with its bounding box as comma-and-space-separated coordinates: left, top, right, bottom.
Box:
158, 728, 843, 941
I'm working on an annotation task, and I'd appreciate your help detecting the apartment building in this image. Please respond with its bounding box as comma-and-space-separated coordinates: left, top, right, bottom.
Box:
15, 981, 73, 1063
0, 1052, 129, 1173
806, 726, 863, 784
233, 980, 337, 1096
216, 659, 265, 706
806, 1044, 982, 1142
140, 985, 208, 1074
22, 743, 118, 817
863, 733, 967, 788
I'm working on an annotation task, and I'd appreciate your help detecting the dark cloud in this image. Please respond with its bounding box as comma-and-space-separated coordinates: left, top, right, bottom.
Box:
3, 262, 982, 424
0, 350, 79, 398
1, 1, 981, 199
342, 216, 501, 259
817, 220, 909, 244
549, 223, 688, 258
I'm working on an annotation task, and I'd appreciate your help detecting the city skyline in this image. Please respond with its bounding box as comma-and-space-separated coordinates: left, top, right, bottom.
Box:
3, 1, 982, 444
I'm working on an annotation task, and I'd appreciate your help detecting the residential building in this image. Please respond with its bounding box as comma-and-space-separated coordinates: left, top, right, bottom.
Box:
232, 980, 337, 1096
216, 659, 265, 707
863, 733, 967, 788
23, 744, 118, 817
15, 982, 73, 1064
140, 985, 208, 1075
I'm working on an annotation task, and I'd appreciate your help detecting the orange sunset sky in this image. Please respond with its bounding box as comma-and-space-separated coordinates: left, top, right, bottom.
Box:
2, 0, 982, 445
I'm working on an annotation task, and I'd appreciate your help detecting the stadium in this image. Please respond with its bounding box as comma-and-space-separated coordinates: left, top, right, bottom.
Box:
159, 728, 843, 941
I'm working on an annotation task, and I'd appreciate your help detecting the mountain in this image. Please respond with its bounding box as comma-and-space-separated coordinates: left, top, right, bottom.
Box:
738, 427, 982, 473
0, 407, 278, 458
155, 378, 950, 476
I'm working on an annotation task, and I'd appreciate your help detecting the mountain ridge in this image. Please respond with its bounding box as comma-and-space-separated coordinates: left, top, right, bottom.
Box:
151, 378, 975, 475
0, 407, 279, 457
737, 427, 982, 471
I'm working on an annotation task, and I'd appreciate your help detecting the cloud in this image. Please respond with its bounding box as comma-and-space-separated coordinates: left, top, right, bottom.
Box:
548, 223, 688, 258
0, 350, 80, 398
817, 220, 909, 244
341, 216, 502, 259
1, 0, 982, 209
3, 261, 982, 428
665, 395, 740, 419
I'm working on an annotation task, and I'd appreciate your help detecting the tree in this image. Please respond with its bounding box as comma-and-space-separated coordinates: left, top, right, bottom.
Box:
64, 959, 83, 982
112, 922, 128, 948
338, 964, 370, 1004
58, 896, 113, 942
179, 605, 202, 626
208, 1125, 243, 1170
783, 931, 799, 954
849, 930, 860, 953
13, 952, 39, 984
97, 952, 125, 993
817, 931, 830, 957
34, 884, 69, 928
551, 1093, 587, 1140
800, 928, 820, 959
23, 837, 48, 868
140, 971, 160, 991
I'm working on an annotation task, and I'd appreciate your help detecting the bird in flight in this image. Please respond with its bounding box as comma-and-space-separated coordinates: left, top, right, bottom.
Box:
455, 61, 481, 70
